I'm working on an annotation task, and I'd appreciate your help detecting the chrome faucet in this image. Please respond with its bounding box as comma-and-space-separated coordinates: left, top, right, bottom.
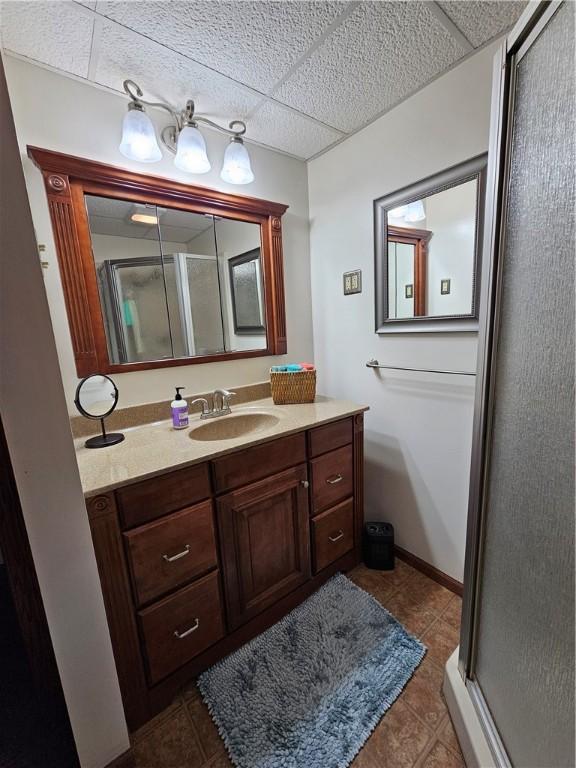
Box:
191, 389, 236, 420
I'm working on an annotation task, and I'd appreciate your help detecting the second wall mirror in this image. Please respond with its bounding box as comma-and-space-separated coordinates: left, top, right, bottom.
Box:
29, 147, 288, 376
374, 154, 487, 333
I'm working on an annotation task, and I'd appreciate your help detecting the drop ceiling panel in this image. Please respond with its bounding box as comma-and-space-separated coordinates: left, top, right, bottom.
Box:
0, 0, 93, 77
94, 19, 262, 119
274, 1, 467, 133
94, 0, 350, 93
439, 1, 527, 47
248, 101, 344, 159
89, 216, 150, 238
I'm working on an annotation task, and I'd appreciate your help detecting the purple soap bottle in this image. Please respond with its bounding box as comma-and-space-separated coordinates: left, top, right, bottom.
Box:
171, 387, 189, 429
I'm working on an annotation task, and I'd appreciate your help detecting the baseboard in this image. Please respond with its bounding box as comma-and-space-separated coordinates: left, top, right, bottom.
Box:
395, 545, 463, 596
104, 748, 135, 768
443, 648, 497, 768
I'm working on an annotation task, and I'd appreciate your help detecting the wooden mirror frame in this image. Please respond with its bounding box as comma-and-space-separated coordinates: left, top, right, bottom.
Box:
374, 153, 487, 334
28, 146, 288, 377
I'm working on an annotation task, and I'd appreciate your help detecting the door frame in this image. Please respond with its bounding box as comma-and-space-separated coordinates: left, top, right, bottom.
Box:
458, 2, 567, 764
0, 415, 72, 710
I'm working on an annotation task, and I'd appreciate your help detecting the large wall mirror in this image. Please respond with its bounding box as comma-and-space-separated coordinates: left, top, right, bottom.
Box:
374, 154, 487, 333
29, 147, 287, 375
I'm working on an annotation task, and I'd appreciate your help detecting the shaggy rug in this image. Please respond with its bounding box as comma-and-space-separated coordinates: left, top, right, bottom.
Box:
197, 573, 426, 768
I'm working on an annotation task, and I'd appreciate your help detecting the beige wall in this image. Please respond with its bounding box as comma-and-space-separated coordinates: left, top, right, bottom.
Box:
4, 56, 313, 414
0, 53, 129, 768
308, 42, 500, 581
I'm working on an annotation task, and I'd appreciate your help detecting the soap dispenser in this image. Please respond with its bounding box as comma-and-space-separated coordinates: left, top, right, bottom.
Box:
171, 387, 189, 429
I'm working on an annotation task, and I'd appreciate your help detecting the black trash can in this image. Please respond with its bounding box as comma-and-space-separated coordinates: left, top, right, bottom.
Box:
362, 521, 395, 570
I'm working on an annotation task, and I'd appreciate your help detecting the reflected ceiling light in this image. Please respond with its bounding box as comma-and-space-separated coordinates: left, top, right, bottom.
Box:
389, 205, 408, 219
119, 80, 253, 184
131, 212, 158, 225
404, 200, 426, 222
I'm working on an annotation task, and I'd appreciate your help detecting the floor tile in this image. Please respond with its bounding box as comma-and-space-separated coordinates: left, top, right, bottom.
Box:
403, 657, 448, 730
181, 680, 201, 702
362, 698, 434, 768
131, 700, 183, 743
205, 746, 233, 767
132, 706, 205, 768
418, 738, 465, 767
420, 619, 460, 668
438, 715, 463, 758
347, 563, 401, 602
186, 695, 224, 760
440, 595, 463, 630
402, 571, 454, 616
382, 590, 438, 637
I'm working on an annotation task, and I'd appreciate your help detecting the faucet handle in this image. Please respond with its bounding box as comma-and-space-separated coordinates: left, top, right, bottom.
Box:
191, 397, 211, 416
221, 390, 236, 410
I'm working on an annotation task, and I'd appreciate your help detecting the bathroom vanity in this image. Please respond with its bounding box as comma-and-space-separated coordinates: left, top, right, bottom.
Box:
81, 399, 366, 730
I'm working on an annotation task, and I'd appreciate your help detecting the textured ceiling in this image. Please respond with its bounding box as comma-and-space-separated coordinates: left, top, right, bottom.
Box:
0, 0, 526, 160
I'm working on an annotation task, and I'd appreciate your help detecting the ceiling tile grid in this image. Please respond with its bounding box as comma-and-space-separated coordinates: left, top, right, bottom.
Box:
0, 0, 528, 160
93, 0, 352, 93
273, 0, 467, 133
0, 0, 94, 78
438, 1, 528, 48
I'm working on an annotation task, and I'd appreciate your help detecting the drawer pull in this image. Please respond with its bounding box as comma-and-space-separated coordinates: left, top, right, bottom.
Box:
162, 544, 190, 563
301, 480, 310, 489
329, 530, 345, 543
174, 618, 199, 639
326, 474, 343, 485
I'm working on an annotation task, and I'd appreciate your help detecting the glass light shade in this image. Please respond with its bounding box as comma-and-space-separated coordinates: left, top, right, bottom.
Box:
405, 200, 426, 222
119, 107, 162, 163
220, 139, 254, 185
389, 205, 408, 219
174, 125, 211, 173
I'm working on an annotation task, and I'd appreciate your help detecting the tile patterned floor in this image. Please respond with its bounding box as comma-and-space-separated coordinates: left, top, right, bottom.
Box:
131, 561, 464, 768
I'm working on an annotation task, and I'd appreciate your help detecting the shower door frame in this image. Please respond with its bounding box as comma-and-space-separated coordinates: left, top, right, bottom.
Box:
458, 2, 566, 765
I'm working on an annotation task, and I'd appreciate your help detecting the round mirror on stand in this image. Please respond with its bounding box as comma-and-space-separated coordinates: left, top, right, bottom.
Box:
74, 374, 125, 449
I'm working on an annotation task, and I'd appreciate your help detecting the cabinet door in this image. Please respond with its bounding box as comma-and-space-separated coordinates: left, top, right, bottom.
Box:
217, 464, 311, 630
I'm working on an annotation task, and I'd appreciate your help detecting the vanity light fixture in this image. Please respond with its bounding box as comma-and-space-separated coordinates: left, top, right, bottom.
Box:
388, 200, 426, 223
130, 212, 159, 225
119, 80, 254, 185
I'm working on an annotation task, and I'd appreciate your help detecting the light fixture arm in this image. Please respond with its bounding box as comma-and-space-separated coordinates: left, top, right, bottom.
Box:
122, 80, 247, 140
122, 79, 182, 128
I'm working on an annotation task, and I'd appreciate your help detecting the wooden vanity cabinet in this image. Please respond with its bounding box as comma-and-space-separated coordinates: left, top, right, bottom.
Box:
86, 412, 364, 730
217, 464, 311, 630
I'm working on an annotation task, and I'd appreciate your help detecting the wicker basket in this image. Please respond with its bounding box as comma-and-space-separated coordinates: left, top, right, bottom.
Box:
270, 369, 316, 405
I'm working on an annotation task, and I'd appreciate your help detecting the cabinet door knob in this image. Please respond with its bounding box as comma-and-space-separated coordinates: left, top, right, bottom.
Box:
174, 618, 199, 639
329, 530, 345, 543
300, 480, 310, 488
326, 474, 343, 485
162, 544, 190, 563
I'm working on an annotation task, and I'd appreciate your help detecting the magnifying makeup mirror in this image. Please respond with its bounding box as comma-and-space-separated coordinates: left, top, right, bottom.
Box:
74, 374, 125, 449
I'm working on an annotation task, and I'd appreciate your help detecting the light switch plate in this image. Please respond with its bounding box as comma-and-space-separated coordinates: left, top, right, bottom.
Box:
343, 269, 362, 295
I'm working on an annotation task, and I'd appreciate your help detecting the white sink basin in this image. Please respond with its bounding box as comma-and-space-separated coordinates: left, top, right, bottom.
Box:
189, 411, 280, 442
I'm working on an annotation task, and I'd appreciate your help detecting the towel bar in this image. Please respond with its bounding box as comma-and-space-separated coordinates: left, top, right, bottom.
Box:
366, 359, 476, 376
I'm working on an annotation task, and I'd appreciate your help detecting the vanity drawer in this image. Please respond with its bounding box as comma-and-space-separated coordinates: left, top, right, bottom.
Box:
310, 444, 353, 514
124, 500, 217, 607
139, 570, 225, 685
212, 432, 306, 494
312, 498, 354, 573
308, 417, 353, 458
116, 463, 212, 529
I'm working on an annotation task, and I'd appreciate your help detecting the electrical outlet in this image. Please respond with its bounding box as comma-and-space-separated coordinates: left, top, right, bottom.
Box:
343, 269, 362, 295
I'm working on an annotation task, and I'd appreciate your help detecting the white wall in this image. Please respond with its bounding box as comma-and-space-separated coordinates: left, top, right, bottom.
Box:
308, 42, 500, 581
4, 56, 313, 414
0, 54, 129, 768
426, 181, 476, 316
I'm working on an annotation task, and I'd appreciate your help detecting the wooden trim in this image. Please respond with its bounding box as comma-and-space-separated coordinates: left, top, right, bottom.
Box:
353, 413, 364, 559
387, 226, 432, 317
28, 146, 289, 375
104, 748, 135, 768
0, 417, 69, 703
395, 545, 463, 596
87, 494, 149, 730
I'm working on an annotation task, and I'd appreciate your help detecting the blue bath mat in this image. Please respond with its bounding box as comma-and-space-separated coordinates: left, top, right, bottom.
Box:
197, 573, 426, 768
